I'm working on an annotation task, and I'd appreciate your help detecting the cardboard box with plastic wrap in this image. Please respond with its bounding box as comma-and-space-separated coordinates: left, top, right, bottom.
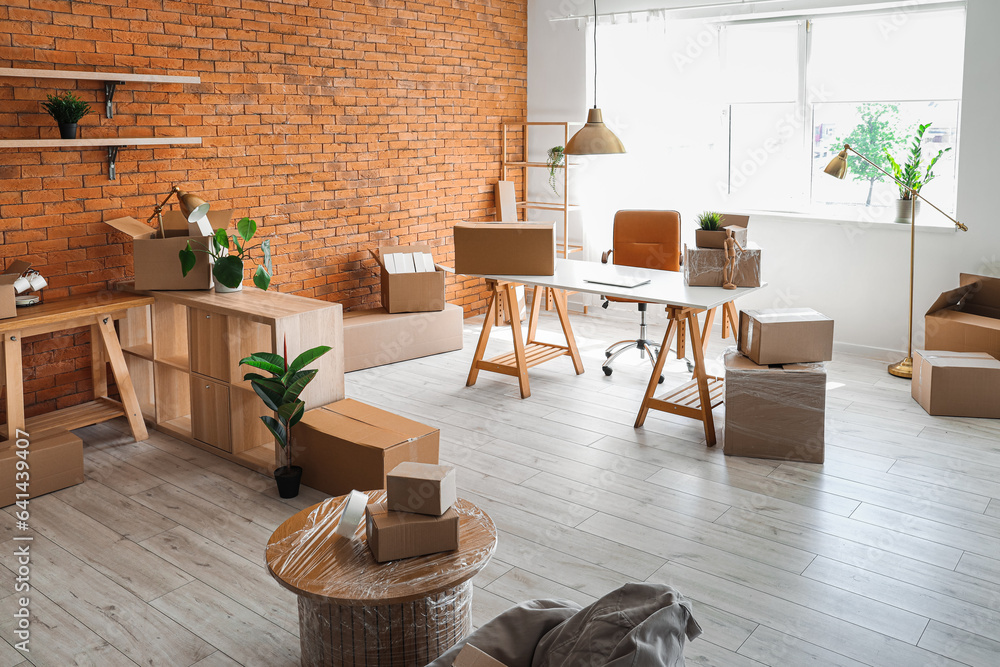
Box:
925, 274, 1000, 357
912, 350, 1000, 418
683, 243, 762, 288
723, 349, 826, 463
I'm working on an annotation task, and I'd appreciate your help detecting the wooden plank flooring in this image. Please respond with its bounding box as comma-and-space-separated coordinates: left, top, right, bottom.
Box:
2, 308, 999, 665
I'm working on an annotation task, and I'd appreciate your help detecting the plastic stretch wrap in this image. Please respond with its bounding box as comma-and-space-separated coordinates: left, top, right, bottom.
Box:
266, 490, 497, 667
723, 348, 826, 463
683, 242, 762, 287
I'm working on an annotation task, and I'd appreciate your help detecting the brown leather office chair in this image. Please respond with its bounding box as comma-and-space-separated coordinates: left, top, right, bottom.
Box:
600, 210, 682, 382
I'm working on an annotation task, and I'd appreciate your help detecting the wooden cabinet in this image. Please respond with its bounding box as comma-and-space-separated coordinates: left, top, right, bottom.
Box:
118, 285, 344, 474
191, 375, 231, 451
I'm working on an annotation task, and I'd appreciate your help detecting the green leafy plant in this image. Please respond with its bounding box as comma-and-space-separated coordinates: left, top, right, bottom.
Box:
696, 211, 724, 231
546, 146, 565, 195
831, 103, 903, 206
179, 217, 272, 290
41, 91, 93, 125
240, 342, 332, 469
884, 122, 952, 200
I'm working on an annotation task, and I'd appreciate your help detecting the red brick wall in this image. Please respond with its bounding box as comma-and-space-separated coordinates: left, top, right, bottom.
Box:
0, 0, 526, 418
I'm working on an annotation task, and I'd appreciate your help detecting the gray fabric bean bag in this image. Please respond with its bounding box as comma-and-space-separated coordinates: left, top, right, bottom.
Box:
429, 583, 701, 667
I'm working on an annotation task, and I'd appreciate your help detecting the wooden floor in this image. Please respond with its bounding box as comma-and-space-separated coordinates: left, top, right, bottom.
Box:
2, 307, 1000, 666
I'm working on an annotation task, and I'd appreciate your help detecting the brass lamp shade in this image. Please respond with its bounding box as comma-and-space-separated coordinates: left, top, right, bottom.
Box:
177, 190, 210, 223
565, 108, 626, 155
824, 148, 849, 179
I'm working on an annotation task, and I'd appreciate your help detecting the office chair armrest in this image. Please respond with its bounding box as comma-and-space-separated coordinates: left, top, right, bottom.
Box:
601, 249, 612, 264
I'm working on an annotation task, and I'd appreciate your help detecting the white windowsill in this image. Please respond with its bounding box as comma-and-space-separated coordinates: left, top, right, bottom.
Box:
733, 208, 961, 234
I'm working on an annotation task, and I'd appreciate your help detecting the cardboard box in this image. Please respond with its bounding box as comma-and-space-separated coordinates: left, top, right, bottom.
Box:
695, 213, 750, 249
1, 431, 84, 507
365, 501, 460, 562
454, 644, 508, 667
105, 209, 233, 291
454, 222, 556, 276
0, 260, 31, 320
292, 399, 439, 497
343, 304, 464, 372
724, 349, 826, 463
386, 461, 457, 516
925, 274, 1000, 358
683, 242, 762, 288
912, 350, 1000, 418
370, 244, 446, 314
738, 308, 834, 365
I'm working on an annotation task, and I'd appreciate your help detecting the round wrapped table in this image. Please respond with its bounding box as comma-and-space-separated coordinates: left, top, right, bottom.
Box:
266, 490, 497, 667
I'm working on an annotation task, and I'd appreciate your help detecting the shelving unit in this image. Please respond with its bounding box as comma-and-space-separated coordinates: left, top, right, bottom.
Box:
0, 67, 201, 118
501, 121, 583, 258
117, 286, 344, 474
0, 67, 203, 178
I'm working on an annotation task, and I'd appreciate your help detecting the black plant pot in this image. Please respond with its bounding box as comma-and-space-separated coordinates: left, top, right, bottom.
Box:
58, 123, 78, 140
274, 465, 303, 499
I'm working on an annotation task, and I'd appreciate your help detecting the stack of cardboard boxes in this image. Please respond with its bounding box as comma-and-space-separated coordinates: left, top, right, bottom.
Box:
913, 273, 1000, 418
684, 214, 762, 288
724, 308, 834, 463
366, 462, 461, 563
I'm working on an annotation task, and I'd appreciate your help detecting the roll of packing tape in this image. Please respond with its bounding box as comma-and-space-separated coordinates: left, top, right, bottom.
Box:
335, 490, 369, 539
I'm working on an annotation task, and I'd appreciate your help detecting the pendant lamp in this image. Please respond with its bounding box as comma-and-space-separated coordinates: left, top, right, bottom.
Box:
565, 0, 626, 155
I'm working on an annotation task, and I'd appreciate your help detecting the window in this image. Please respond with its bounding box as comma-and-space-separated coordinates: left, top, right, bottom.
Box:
582, 4, 966, 225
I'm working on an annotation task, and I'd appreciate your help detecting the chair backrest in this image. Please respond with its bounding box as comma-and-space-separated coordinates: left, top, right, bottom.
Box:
612, 210, 682, 272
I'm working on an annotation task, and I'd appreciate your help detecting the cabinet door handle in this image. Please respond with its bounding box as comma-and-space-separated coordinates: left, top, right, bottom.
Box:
205, 385, 210, 389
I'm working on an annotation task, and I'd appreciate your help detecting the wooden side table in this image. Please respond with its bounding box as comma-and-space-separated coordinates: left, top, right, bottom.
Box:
0, 291, 154, 447
266, 491, 497, 667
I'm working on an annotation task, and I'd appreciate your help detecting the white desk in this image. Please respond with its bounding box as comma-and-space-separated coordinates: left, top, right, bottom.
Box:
465, 259, 764, 445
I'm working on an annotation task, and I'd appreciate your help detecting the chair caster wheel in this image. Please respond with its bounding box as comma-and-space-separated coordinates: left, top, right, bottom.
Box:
605, 350, 612, 358
603, 366, 613, 376
658, 375, 665, 384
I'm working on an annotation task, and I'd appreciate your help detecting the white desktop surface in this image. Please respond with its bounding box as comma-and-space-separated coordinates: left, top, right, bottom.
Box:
473, 259, 764, 310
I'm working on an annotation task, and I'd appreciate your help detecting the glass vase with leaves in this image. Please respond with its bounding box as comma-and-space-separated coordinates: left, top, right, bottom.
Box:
179, 217, 272, 292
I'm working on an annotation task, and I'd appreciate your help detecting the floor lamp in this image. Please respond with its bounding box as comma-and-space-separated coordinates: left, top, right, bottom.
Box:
824, 144, 969, 379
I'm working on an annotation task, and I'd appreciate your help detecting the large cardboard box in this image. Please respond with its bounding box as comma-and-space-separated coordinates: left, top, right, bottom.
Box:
343, 305, 464, 372
386, 462, 457, 516
370, 244, 446, 314
912, 350, 1000, 418
105, 209, 232, 291
291, 399, 439, 497
0, 260, 31, 320
684, 242, 762, 288
454, 222, 556, 276
724, 350, 826, 463
1, 431, 84, 507
925, 274, 1000, 358
365, 501, 460, 562
695, 213, 750, 249
454, 644, 508, 667
739, 308, 834, 365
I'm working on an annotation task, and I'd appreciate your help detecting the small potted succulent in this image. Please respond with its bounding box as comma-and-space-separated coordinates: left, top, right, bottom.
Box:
179, 216, 272, 292
41, 91, 93, 140
241, 342, 332, 498
695, 211, 749, 249
884, 122, 951, 223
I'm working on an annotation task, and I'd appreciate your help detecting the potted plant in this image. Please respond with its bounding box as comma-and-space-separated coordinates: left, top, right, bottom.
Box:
241, 343, 332, 498
884, 122, 951, 223
41, 91, 93, 140
179, 216, 272, 292
546, 145, 565, 195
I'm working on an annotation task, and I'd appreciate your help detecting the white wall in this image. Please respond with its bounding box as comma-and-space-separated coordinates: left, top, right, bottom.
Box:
528, 0, 1000, 359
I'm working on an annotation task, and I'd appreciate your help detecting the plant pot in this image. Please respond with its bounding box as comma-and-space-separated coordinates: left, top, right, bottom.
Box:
59, 123, 78, 140
274, 465, 302, 498
214, 280, 243, 293
894, 198, 921, 224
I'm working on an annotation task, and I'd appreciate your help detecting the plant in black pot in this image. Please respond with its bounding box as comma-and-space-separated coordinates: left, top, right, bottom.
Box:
179, 216, 272, 293
240, 343, 332, 498
41, 91, 93, 140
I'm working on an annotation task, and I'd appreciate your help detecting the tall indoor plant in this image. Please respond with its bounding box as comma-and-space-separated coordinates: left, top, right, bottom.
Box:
884, 122, 951, 223
41, 91, 93, 140
240, 343, 332, 498
179, 216, 272, 292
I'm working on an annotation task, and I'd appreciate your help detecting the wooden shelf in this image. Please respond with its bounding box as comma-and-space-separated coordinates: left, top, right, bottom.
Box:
0, 67, 201, 119
155, 355, 189, 372
502, 161, 579, 169
0, 137, 202, 180
122, 343, 153, 361
5, 398, 125, 443
517, 201, 581, 212
160, 415, 192, 440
